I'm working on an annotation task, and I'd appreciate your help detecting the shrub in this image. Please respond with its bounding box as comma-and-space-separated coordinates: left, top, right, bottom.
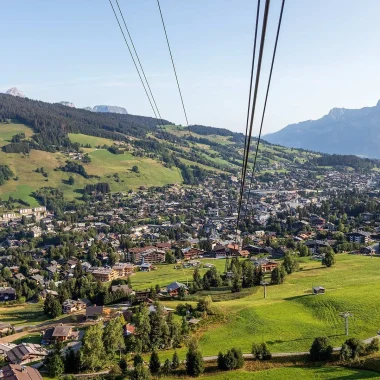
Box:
309, 337, 333, 361
251, 342, 272, 360
217, 348, 244, 371
366, 338, 380, 355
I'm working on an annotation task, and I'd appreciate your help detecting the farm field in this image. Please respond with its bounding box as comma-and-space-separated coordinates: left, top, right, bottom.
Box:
0, 122, 34, 147
167, 366, 380, 379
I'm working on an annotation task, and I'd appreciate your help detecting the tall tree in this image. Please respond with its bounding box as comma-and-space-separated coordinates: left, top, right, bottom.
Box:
81, 322, 105, 370
103, 316, 126, 358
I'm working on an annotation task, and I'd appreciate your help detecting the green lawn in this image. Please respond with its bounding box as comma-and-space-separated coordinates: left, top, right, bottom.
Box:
167, 366, 380, 379
12, 333, 41, 344
68, 133, 116, 147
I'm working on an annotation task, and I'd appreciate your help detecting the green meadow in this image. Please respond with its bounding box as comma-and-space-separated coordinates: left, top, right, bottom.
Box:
144, 255, 380, 362
167, 366, 380, 380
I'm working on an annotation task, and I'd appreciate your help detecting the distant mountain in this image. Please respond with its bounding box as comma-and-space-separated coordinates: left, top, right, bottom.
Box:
59, 101, 75, 108
92, 105, 128, 114
265, 100, 380, 158
5, 87, 25, 98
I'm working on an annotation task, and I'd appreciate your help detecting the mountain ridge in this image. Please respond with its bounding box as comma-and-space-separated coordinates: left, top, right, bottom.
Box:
265, 100, 380, 158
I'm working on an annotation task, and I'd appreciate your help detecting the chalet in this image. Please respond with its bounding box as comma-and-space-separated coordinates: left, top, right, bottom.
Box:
346, 231, 371, 244
112, 263, 135, 277
304, 240, 330, 254
62, 299, 87, 314
0, 343, 16, 358
42, 325, 78, 343
91, 268, 118, 282
309, 216, 326, 228
111, 284, 134, 296
6, 343, 47, 364
253, 258, 278, 273
0, 364, 43, 380
166, 282, 188, 297
123, 323, 135, 337
183, 247, 204, 260
0, 287, 16, 302
39, 289, 58, 299
226, 243, 240, 256
86, 305, 104, 320
238, 250, 250, 258
135, 290, 151, 302
139, 263, 153, 272
155, 242, 171, 250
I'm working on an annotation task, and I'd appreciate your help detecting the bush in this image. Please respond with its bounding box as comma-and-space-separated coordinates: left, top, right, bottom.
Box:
366, 338, 380, 355
217, 348, 244, 371
251, 342, 272, 360
340, 338, 365, 360
309, 337, 333, 361
130, 364, 150, 380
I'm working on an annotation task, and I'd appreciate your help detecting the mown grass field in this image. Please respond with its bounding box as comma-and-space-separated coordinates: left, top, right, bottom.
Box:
167, 366, 380, 379
145, 255, 380, 362
0, 122, 34, 147
0, 302, 46, 326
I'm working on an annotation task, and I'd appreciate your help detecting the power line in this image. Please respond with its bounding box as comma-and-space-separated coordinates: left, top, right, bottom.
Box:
156, 0, 190, 133
236, 0, 271, 239
108, 0, 160, 123
244, 0, 286, 215
240, 0, 261, 191
114, 0, 171, 142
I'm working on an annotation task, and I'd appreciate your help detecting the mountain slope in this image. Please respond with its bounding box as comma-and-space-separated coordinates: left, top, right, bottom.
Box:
265, 100, 380, 158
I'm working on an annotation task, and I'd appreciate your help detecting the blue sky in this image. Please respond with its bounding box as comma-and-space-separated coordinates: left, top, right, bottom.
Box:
2, 0, 380, 133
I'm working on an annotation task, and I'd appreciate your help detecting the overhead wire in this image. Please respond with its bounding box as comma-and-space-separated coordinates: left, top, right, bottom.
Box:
108, 0, 182, 177
114, 0, 171, 143
235, 0, 271, 242
240, 0, 261, 191
156, 0, 191, 137
244, 0, 286, 215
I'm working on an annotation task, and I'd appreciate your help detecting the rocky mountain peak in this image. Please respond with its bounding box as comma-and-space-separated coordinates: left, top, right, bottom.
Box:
5, 87, 25, 98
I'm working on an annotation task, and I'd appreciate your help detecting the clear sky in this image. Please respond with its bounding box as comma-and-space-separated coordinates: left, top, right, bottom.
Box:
2, 0, 380, 134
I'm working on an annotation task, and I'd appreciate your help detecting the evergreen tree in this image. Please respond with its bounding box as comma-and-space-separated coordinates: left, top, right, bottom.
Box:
162, 358, 171, 375
171, 351, 180, 369
186, 339, 204, 377
130, 364, 151, 380
271, 266, 286, 285
45, 353, 64, 378
135, 305, 151, 352
149, 351, 161, 375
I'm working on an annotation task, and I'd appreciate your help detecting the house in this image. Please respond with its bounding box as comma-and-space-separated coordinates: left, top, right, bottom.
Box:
42, 325, 78, 343
123, 323, 135, 337
139, 263, 153, 272
6, 343, 48, 364
183, 248, 204, 260
313, 286, 325, 295
346, 231, 371, 244
86, 305, 104, 320
62, 299, 87, 314
112, 263, 135, 277
39, 289, 58, 299
0, 343, 16, 358
0, 364, 43, 380
135, 290, 151, 302
91, 268, 118, 282
304, 240, 330, 254
166, 282, 188, 297
0, 287, 16, 302
111, 285, 134, 296
253, 258, 278, 273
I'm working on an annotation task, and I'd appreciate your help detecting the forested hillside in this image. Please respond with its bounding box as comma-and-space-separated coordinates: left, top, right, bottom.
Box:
0, 94, 379, 208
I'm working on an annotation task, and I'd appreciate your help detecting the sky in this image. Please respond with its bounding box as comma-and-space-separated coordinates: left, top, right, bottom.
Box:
2, 0, 380, 134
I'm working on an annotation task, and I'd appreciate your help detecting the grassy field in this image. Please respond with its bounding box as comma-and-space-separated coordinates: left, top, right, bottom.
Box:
0, 122, 34, 147
0, 302, 46, 326
144, 255, 380, 362
131, 259, 227, 290
0, 128, 183, 206
68, 133, 117, 147
167, 366, 380, 379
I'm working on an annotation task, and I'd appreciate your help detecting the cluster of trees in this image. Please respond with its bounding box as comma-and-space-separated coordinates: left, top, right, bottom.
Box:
2, 140, 34, 153
108, 145, 124, 154
309, 336, 379, 362
84, 182, 110, 194
11, 132, 26, 142
58, 160, 89, 178
0, 165, 14, 185
127, 303, 187, 354
217, 348, 244, 371
251, 342, 272, 360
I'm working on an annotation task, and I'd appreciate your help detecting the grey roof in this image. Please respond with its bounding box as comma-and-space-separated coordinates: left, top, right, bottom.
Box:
166, 282, 188, 292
